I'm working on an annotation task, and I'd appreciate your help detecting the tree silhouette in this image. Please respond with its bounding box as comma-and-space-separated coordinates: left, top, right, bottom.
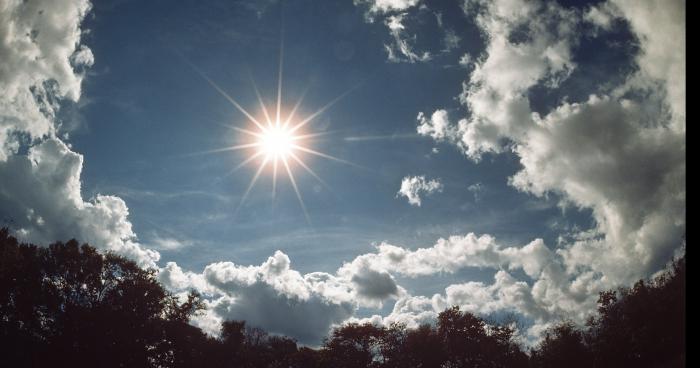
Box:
437, 306, 528, 368
0, 228, 686, 367
0, 228, 209, 367
529, 321, 591, 368
321, 322, 385, 368
586, 256, 686, 367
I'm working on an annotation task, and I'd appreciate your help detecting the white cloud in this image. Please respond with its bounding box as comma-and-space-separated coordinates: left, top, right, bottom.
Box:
342, 233, 555, 280
511, 95, 685, 282
0, 0, 160, 268
397, 175, 443, 206
148, 232, 193, 251
159, 262, 204, 291
159, 245, 421, 343
347, 263, 579, 346
353, 0, 430, 63
458, 53, 472, 67
0, 0, 92, 160
0, 138, 160, 267
337, 256, 403, 307
354, 0, 421, 16
611, 0, 685, 131
430, 0, 579, 160
337, 233, 564, 334
583, 2, 617, 31
422, 0, 684, 278
416, 109, 458, 142
364, 295, 440, 329
406, 0, 684, 339
70, 45, 95, 68
160, 251, 361, 344
467, 182, 483, 202
384, 14, 431, 63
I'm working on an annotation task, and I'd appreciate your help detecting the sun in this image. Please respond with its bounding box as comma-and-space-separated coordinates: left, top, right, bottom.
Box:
182, 36, 363, 223
259, 123, 295, 159
187, 53, 357, 223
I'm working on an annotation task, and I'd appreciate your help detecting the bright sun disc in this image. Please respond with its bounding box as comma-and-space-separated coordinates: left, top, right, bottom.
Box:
259, 125, 294, 158
192, 51, 355, 223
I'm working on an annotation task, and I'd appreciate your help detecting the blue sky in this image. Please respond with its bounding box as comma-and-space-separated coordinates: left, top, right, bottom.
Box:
0, 0, 685, 346
75, 0, 588, 270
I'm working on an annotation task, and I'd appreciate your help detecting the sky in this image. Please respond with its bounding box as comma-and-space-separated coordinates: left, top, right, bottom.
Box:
0, 0, 685, 346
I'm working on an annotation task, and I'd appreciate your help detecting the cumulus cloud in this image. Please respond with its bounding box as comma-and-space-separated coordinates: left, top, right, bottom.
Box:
160, 251, 367, 344
337, 255, 403, 308
0, 138, 160, 267
338, 233, 599, 334
0, 0, 92, 159
342, 233, 555, 280
351, 295, 440, 330
416, 109, 458, 142
174, 234, 556, 344
404, 0, 685, 340
611, 0, 685, 130
416, 0, 580, 160
397, 175, 443, 206
511, 95, 685, 282
158, 246, 418, 343
0, 0, 159, 267
340, 232, 612, 345
416, 0, 684, 276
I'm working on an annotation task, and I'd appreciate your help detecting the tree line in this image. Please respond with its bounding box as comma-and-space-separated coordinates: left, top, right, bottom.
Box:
0, 228, 684, 367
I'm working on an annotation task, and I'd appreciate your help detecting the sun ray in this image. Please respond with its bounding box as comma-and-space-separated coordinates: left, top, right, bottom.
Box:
249, 74, 274, 127
272, 158, 279, 199
343, 133, 421, 141
276, 37, 284, 126
291, 131, 333, 141
282, 86, 309, 129
231, 150, 265, 172
291, 144, 363, 169
282, 156, 311, 224
288, 82, 362, 134
289, 152, 332, 192
236, 156, 270, 213
231, 126, 265, 139
197, 72, 269, 133
209, 87, 262, 128
184, 142, 261, 157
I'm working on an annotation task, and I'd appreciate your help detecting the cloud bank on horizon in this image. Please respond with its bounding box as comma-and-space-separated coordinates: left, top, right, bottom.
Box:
0, 0, 685, 346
